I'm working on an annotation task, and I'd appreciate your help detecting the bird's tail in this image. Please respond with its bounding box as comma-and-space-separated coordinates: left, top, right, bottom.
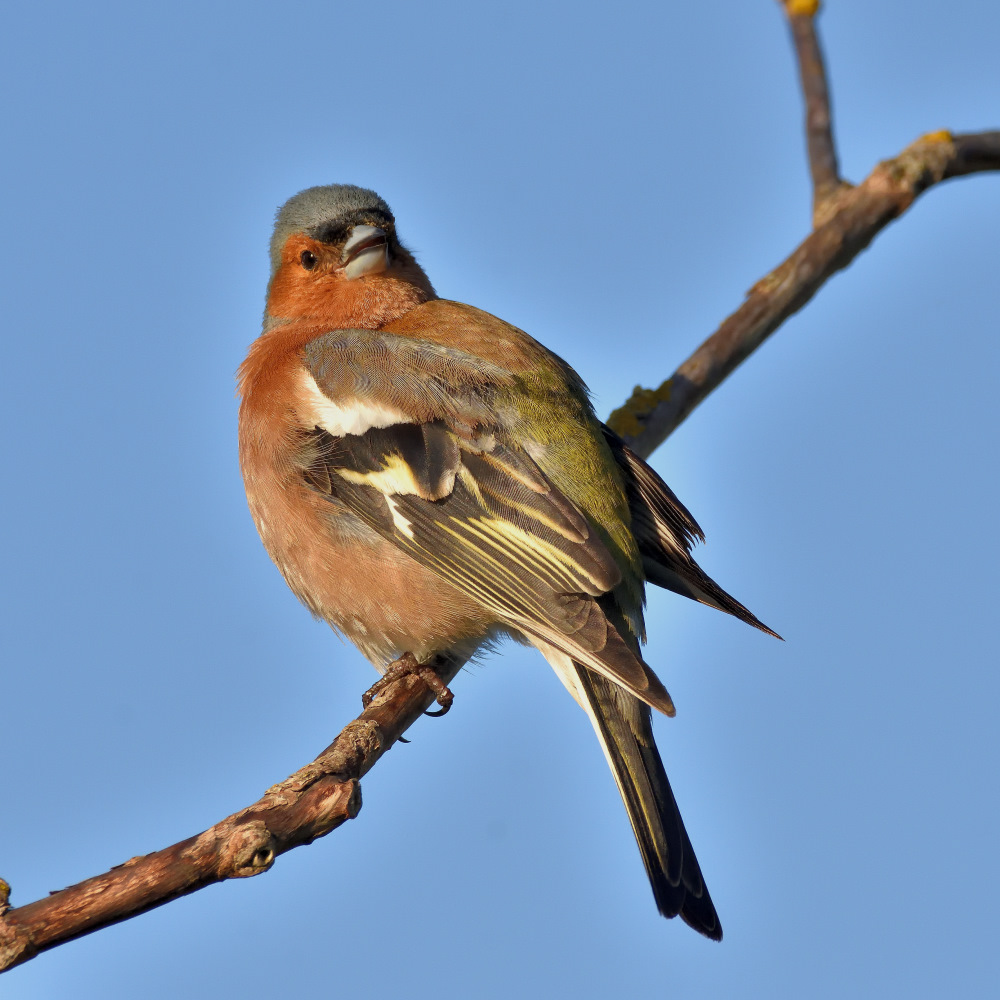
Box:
539, 641, 722, 940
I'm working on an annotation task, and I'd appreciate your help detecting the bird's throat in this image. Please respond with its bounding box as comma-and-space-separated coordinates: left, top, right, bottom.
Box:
266, 269, 434, 333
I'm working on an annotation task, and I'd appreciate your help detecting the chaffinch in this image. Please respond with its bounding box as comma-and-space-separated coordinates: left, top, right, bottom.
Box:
238, 184, 778, 940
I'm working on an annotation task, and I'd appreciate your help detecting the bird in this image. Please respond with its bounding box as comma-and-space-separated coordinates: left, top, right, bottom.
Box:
237, 183, 778, 940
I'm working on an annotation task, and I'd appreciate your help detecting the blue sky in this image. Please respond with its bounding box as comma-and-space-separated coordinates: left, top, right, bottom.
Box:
2, 1, 998, 996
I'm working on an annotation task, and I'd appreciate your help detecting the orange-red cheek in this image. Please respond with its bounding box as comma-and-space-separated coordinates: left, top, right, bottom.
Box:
266, 265, 339, 320
265, 233, 434, 330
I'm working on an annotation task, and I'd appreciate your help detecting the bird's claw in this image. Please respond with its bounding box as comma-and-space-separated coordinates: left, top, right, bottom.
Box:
362, 652, 455, 718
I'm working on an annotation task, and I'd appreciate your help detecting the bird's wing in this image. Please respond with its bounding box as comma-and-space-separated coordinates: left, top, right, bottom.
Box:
298, 330, 675, 716
601, 425, 781, 638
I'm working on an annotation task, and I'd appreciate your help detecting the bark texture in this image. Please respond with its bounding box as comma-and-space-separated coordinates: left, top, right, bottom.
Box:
607, 130, 1000, 460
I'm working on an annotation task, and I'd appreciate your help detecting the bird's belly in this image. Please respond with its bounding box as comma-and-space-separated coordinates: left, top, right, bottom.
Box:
248, 474, 499, 669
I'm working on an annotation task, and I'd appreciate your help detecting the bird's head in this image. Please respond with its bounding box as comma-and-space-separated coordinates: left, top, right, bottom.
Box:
264, 184, 435, 330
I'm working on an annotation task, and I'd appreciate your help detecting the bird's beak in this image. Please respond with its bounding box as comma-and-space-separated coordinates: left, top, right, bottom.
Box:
341, 225, 389, 279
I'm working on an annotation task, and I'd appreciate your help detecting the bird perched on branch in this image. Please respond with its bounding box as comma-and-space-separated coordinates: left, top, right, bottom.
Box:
238, 184, 778, 940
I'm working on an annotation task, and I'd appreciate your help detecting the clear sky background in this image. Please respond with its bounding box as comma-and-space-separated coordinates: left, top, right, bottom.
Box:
2, 1, 998, 997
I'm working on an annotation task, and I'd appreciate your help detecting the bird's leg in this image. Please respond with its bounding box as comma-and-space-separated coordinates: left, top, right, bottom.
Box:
362, 651, 455, 717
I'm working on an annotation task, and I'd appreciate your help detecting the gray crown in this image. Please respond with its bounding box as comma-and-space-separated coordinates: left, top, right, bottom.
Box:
269, 184, 392, 275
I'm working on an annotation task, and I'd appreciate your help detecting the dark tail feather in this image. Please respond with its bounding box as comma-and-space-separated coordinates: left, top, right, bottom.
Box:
643, 557, 783, 640
575, 663, 723, 941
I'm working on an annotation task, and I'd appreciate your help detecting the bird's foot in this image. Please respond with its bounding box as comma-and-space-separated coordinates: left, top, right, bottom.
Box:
362, 652, 455, 717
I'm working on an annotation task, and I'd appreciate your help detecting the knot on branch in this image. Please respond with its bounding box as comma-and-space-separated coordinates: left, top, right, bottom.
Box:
220, 821, 277, 878
303, 778, 363, 836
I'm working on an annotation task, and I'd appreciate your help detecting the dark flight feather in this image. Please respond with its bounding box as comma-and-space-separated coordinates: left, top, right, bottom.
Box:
602, 426, 781, 639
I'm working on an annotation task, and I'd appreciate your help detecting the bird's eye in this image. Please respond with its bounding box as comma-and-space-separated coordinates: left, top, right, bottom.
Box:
300, 250, 318, 270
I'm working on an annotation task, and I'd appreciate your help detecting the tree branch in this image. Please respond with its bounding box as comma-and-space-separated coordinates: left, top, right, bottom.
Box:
4, 4, 1000, 975
0, 662, 458, 972
780, 0, 851, 225
606, 130, 1000, 460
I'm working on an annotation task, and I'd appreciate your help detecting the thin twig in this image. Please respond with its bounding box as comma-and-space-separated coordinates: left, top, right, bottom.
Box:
780, 0, 850, 225
607, 130, 1000, 460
